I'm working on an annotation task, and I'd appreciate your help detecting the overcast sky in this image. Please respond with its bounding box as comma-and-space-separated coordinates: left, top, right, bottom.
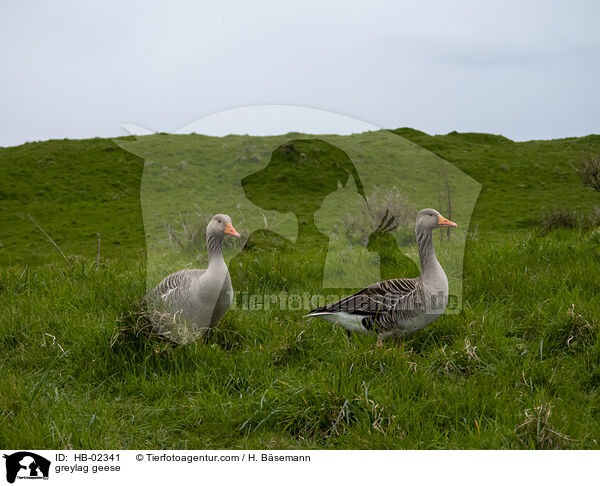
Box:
1, 0, 599, 146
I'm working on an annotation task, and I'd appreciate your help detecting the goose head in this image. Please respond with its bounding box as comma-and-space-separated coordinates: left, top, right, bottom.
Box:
416, 208, 457, 232
207, 214, 240, 239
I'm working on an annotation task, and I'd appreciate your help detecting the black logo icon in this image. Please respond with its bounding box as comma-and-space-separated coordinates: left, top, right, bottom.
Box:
3, 452, 51, 483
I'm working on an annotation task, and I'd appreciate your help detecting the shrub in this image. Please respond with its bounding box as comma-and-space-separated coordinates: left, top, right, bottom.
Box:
539, 207, 600, 232
539, 207, 579, 231
574, 152, 600, 192
342, 186, 416, 241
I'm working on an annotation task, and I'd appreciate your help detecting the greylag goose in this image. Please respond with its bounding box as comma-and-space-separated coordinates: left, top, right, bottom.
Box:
306, 209, 456, 344
148, 214, 240, 342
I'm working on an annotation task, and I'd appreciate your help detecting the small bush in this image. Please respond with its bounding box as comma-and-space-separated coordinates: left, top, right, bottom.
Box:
342, 186, 416, 241
539, 207, 600, 232
574, 152, 600, 192
539, 208, 579, 231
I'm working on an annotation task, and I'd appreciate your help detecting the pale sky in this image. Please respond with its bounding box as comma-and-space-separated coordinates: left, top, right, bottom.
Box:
1, 0, 599, 146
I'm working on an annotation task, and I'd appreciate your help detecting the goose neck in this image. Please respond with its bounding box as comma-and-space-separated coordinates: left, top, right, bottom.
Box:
206, 233, 225, 268
416, 228, 439, 277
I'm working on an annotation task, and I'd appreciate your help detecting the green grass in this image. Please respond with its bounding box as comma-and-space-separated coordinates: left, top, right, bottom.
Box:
1, 129, 599, 449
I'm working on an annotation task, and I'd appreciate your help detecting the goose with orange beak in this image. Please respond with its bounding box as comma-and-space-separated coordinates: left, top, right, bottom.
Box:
306, 208, 457, 344
148, 214, 240, 343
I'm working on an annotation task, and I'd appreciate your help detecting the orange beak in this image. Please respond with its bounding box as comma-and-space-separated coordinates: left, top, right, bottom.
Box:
224, 223, 240, 237
438, 214, 457, 227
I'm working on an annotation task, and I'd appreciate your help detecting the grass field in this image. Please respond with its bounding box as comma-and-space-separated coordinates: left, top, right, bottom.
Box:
1, 129, 599, 449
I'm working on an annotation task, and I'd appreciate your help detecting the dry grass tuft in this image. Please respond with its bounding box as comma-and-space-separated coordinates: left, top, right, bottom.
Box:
515, 402, 573, 449
111, 298, 178, 350
565, 304, 595, 351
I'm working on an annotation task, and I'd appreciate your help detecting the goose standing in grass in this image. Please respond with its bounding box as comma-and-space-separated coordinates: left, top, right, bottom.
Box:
306, 209, 456, 345
148, 214, 240, 343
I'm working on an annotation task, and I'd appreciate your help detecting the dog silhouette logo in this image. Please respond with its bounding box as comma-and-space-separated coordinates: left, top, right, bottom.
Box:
3, 452, 51, 483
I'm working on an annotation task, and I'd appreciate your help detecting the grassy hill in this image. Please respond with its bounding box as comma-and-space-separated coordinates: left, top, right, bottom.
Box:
1, 129, 599, 449
1, 130, 598, 264
394, 128, 600, 232
0, 137, 145, 264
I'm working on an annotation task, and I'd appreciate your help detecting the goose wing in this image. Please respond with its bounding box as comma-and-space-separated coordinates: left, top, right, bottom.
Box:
309, 278, 424, 332
153, 269, 206, 299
